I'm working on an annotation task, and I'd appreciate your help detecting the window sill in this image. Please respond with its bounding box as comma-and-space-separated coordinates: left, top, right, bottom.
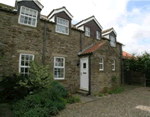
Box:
54, 78, 65, 80
56, 31, 69, 35
85, 35, 90, 37
18, 22, 37, 28
99, 69, 104, 71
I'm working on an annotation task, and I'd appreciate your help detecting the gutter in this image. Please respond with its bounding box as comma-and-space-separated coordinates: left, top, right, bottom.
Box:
120, 45, 123, 84
42, 21, 47, 65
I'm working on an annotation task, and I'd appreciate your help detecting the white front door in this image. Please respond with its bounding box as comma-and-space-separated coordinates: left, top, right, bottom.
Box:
80, 57, 89, 91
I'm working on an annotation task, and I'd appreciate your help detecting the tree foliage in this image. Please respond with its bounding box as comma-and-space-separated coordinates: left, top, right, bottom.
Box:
124, 52, 150, 77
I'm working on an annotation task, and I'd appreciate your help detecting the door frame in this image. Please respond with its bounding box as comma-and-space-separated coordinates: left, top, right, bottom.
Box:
79, 55, 91, 95
80, 56, 89, 91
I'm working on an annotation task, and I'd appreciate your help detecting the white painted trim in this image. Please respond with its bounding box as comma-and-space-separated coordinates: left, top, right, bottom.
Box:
55, 17, 69, 35
78, 25, 84, 31
49, 16, 55, 22
102, 28, 117, 36
76, 16, 103, 30
99, 58, 104, 71
48, 8, 73, 19
112, 59, 115, 71
16, 0, 44, 9
19, 53, 34, 74
18, 6, 38, 27
54, 57, 65, 80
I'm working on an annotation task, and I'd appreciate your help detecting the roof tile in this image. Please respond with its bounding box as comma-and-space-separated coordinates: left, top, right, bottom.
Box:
81, 42, 104, 55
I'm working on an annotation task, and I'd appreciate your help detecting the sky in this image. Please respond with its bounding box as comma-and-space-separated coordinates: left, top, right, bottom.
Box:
0, 0, 150, 55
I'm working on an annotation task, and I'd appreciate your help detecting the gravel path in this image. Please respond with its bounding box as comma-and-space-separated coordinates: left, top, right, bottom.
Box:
56, 87, 150, 117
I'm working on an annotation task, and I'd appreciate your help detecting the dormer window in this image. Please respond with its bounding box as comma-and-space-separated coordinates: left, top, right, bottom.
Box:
56, 17, 69, 35
110, 35, 116, 47
18, 6, 38, 27
85, 27, 90, 37
96, 31, 101, 40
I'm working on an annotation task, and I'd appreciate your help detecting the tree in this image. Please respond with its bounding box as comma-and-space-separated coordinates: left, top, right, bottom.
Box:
124, 52, 150, 86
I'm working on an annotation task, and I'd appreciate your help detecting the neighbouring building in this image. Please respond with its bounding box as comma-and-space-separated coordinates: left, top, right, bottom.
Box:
0, 0, 123, 95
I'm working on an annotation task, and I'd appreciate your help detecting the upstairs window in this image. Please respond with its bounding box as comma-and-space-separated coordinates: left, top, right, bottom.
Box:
110, 35, 116, 47
56, 17, 69, 35
18, 6, 38, 27
85, 27, 90, 37
99, 58, 104, 71
19, 54, 34, 77
54, 57, 65, 80
112, 59, 115, 71
96, 31, 101, 40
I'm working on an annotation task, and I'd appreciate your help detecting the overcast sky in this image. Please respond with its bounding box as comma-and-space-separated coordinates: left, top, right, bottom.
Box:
0, 0, 150, 55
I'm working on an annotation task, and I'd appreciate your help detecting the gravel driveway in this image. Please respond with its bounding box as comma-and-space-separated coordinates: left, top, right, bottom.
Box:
56, 87, 150, 117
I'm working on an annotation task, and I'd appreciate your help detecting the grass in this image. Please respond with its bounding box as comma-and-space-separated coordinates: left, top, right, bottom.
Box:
106, 87, 125, 94
98, 86, 125, 97
66, 96, 81, 104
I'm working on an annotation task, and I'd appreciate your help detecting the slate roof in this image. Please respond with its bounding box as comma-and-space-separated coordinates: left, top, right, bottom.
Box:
0, 3, 15, 11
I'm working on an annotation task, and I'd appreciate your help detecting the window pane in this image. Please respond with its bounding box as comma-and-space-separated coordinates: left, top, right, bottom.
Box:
21, 68, 24, 72
100, 58, 103, 63
21, 61, 24, 66
25, 68, 29, 73
100, 64, 103, 69
32, 19, 36, 26
30, 55, 33, 60
25, 61, 29, 66
83, 63, 86, 69
26, 55, 29, 60
24, 16, 28, 24
20, 15, 24, 23
28, 18, 32, 24
21, 7, 25, 14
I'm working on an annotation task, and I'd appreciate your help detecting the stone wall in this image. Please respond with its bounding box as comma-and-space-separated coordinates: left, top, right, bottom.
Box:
91, 41, 121, 95
0, 9, 122, 94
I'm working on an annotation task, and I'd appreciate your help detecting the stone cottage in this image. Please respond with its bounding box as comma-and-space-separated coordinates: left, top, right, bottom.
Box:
0, 0, 123, 95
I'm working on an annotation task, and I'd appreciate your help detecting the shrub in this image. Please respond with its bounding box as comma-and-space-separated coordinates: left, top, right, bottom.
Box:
19, 61, 53, 93
22, 107, 50, 117
98, 93, 103, 97
0, 74, 29, 101
12, 81, 68, 117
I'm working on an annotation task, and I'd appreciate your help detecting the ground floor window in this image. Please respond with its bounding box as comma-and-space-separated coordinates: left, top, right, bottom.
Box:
54, 57, 65, 79
19, 54, 34, 77
112, 59, 115, 71
99, 58, 104, 71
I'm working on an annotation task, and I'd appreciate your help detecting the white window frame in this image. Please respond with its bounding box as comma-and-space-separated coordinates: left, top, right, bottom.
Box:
85, 27, 90, 37
96, 31, 101, 40
19, 53, 34, 76
18, 6, 38, 27
99, 58, 104, 71
112, 60, 115, 71
110, 35, 116, 47
56, 17, 69, 35
54, 57, 65, 80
